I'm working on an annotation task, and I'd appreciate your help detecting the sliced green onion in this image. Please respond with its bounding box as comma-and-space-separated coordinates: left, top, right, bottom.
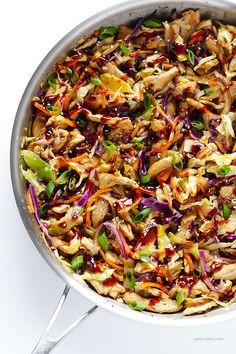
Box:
178, 179, 186, 189
90, 76, 103, 87
56, 170, 70, 184
78, 116, 88, 128
223, 203, 231, 220
143, 92, 152, 111
141, 174, 151, 184
39, 204, 47, 217
120, 43, 130, 55
139, 249, 150, 262
144, 18, 162, 28
71, 255, 84, 271
204, 86, 215, 95
22, 150, 55, 181
218, 165, 230, 176
102, 140, 117, 152
193, 267, 201, 277
99, 26, 117, 40
143, 106, 154, 121
66, 67, 73, 75
124, 268, 136, 290
129, 301, 146, 311
187, 50, 195, 65
71, 75, 77, 85
47, 105, 61, 115
69, 176, 77, 190
132, 136, 146, 144
97, 232, 109, 252
175, 289, 186, 306
47, 75, 57, 90
172, 154, 183, 172
191, 121, 205, 131
45, 181, 55, 198
133, 208, 151, 224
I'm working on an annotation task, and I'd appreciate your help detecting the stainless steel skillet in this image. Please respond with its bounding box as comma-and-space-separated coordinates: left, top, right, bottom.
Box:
10, 0, 236, 352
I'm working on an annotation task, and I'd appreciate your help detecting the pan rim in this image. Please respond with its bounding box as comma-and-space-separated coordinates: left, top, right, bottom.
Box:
10, 0, 236, 326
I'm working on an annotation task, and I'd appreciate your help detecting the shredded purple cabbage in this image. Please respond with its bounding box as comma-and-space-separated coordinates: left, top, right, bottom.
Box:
163, 90, 173, 114
126, 17, 144, 42
138, 149, 147, 176
77, 182, 93, 207
104, 222, 129, 259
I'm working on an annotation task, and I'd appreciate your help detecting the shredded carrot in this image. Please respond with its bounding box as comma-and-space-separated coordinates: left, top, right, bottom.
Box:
130, 120, 141, 139
63, 73, 86, 110
196, 146, 209, 158
57, 152, 89, 167
179, 168, 190, 178
147, 140, 173, 155
170, 176, 183, 203
157, 107, 175, 127
34, 102, 53, 116
184, 253, 194, 274
133, 157, 139, 171
99, 249, 123, 271
196, 206, 205, 220
157, 167, 173, 184
56, 194, 82, 204
27, 188, 34, 213
162, 183, 172, 208
139, 186, 156, 196
59, 117, 77, 128
85, 187, 112, 227
163, 64, 174, 69
130, 49, 153, 57
155, 266, 169, 279
86, 66, 98, 77
140, 282, 169, 293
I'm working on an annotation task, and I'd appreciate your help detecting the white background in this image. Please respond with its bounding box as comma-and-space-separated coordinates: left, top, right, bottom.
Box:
1, 0, 236, 353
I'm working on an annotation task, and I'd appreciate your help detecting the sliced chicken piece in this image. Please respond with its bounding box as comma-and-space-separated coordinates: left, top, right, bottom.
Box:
213, 263, 236, 280
53, 128, 70, 152
186, 97, 215, 127
32, 113, 47, 137
220, 185, 236, 198
191, 280, 210, 297
67, 129, 85, 148
51, 204, 70, 214
205, 34, 221, 56
79, 108, 125, 125
123, 292, 182, 313
148, 157, 172, 178
143, 67, 179, 93
89, 279, 125, 299
98, 173, 138, 189
194, 55, 219, 72
167, 259, 182, 281
226, 211, 236, 233
48, 206, 83, 235
165, 10, 200, 42
91, 198, 109, 228
183, 297, 217, 315
117, 24, 132, 40
103, 62, 134, 85
107, 118, 133, 142
119, 221, 134, 241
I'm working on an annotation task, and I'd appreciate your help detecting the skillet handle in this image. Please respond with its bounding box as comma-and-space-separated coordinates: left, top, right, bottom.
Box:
31, 285, 97, 354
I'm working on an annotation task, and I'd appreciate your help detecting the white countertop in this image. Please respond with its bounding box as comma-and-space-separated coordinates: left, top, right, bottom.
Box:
1, 0, 236, 353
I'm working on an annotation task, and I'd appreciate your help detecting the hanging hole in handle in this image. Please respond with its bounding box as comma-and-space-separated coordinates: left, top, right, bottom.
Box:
31, 285, 98, 354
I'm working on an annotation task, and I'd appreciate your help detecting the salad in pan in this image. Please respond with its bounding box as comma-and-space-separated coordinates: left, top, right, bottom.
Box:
21, 9, 236, 315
